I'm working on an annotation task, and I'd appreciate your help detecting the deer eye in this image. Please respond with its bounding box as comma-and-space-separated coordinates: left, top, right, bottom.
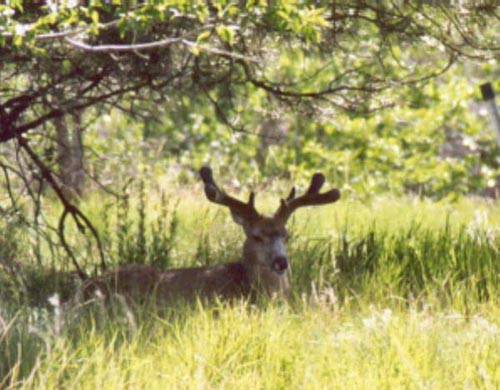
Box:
252, 234, 264, 242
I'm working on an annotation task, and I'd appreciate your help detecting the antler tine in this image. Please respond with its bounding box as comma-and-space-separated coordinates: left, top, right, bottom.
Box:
307, 173, 325, 194
275, 172, 340, 222
199, 166, 260, 221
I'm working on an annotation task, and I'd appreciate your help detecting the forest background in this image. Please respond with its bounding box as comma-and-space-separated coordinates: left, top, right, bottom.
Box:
0, 1, 499, 388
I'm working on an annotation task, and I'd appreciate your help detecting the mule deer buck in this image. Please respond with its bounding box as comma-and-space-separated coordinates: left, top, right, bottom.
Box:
83, 167, 340, 303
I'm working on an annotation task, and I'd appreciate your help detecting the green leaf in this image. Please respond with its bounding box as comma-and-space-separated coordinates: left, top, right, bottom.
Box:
189, 45, 200, 56
216, 25, 235, 45
197, 31, 211, 43
13, 34, 22, 47
62, 59, 72, 75
91, 10, 99, 24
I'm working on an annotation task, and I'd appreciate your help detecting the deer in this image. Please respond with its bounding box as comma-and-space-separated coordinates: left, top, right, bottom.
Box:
82, 167, 340, 304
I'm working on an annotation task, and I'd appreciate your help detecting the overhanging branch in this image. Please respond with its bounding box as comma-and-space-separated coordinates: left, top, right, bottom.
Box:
17, 136, 107, 279
65, 37, 258, 62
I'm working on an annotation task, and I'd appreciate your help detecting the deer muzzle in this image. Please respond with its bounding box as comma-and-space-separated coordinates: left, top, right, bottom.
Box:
272, 256, 288, 275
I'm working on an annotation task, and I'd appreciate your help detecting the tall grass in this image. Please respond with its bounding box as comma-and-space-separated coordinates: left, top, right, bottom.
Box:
2, 300, 499, 388
0, 193, 499, 388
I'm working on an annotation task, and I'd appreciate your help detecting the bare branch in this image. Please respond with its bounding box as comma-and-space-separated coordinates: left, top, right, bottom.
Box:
64, 36, 258, 62
17, 137, 107, 278
65, 36, 183, 52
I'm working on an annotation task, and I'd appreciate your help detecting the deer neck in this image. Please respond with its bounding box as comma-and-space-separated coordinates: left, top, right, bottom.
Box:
242, 240, 290, 297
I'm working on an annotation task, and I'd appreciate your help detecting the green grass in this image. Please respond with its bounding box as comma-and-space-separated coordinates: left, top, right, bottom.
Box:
2, 300, 499, 389
1, 194, 499, 388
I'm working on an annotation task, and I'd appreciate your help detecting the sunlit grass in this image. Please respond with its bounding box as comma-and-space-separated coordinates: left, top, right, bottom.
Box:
1, 193, 499, 388
2, 300, 499, 389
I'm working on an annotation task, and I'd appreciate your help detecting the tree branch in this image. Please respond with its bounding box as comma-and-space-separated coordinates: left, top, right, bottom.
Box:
64, 36, 258, 62
17, 137, 107, 278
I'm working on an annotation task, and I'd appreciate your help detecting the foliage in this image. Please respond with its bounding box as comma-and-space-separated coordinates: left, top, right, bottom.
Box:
86, 66, 499, 198
0, 211, 27, 303
1, 1, 498, 142
1, 4, 499, 385
113, 183, 179, 268
0, 196, 499, 387
1, 1, 498, 274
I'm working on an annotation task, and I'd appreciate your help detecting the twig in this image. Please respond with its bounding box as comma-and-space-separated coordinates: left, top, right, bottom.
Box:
65, 36, 183, 52
17, 136, 107, 278
65, 37, 258, 62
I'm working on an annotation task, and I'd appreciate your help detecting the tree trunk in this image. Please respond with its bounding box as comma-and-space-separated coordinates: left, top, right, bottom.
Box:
256, 117, 288, 171
54, 111, 85, 198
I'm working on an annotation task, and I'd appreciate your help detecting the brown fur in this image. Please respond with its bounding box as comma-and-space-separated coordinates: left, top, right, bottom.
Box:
82, 168, 339, 305
83, 224, 287, 304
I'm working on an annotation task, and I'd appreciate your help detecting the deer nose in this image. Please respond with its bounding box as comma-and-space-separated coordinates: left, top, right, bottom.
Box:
272, 256, 288, 274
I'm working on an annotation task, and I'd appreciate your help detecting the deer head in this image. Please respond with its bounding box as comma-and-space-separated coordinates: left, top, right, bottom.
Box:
199, 167, 340, 285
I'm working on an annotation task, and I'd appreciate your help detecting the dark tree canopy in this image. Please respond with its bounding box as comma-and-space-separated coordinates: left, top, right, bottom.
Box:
1, 1, 498, 143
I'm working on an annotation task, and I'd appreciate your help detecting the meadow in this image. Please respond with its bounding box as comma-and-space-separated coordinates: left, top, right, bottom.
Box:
1, 191, 499, 389
2, 3, 499, 389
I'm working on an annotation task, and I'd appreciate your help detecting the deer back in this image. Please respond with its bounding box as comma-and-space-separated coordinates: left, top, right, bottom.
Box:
83, 263, 252, 303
